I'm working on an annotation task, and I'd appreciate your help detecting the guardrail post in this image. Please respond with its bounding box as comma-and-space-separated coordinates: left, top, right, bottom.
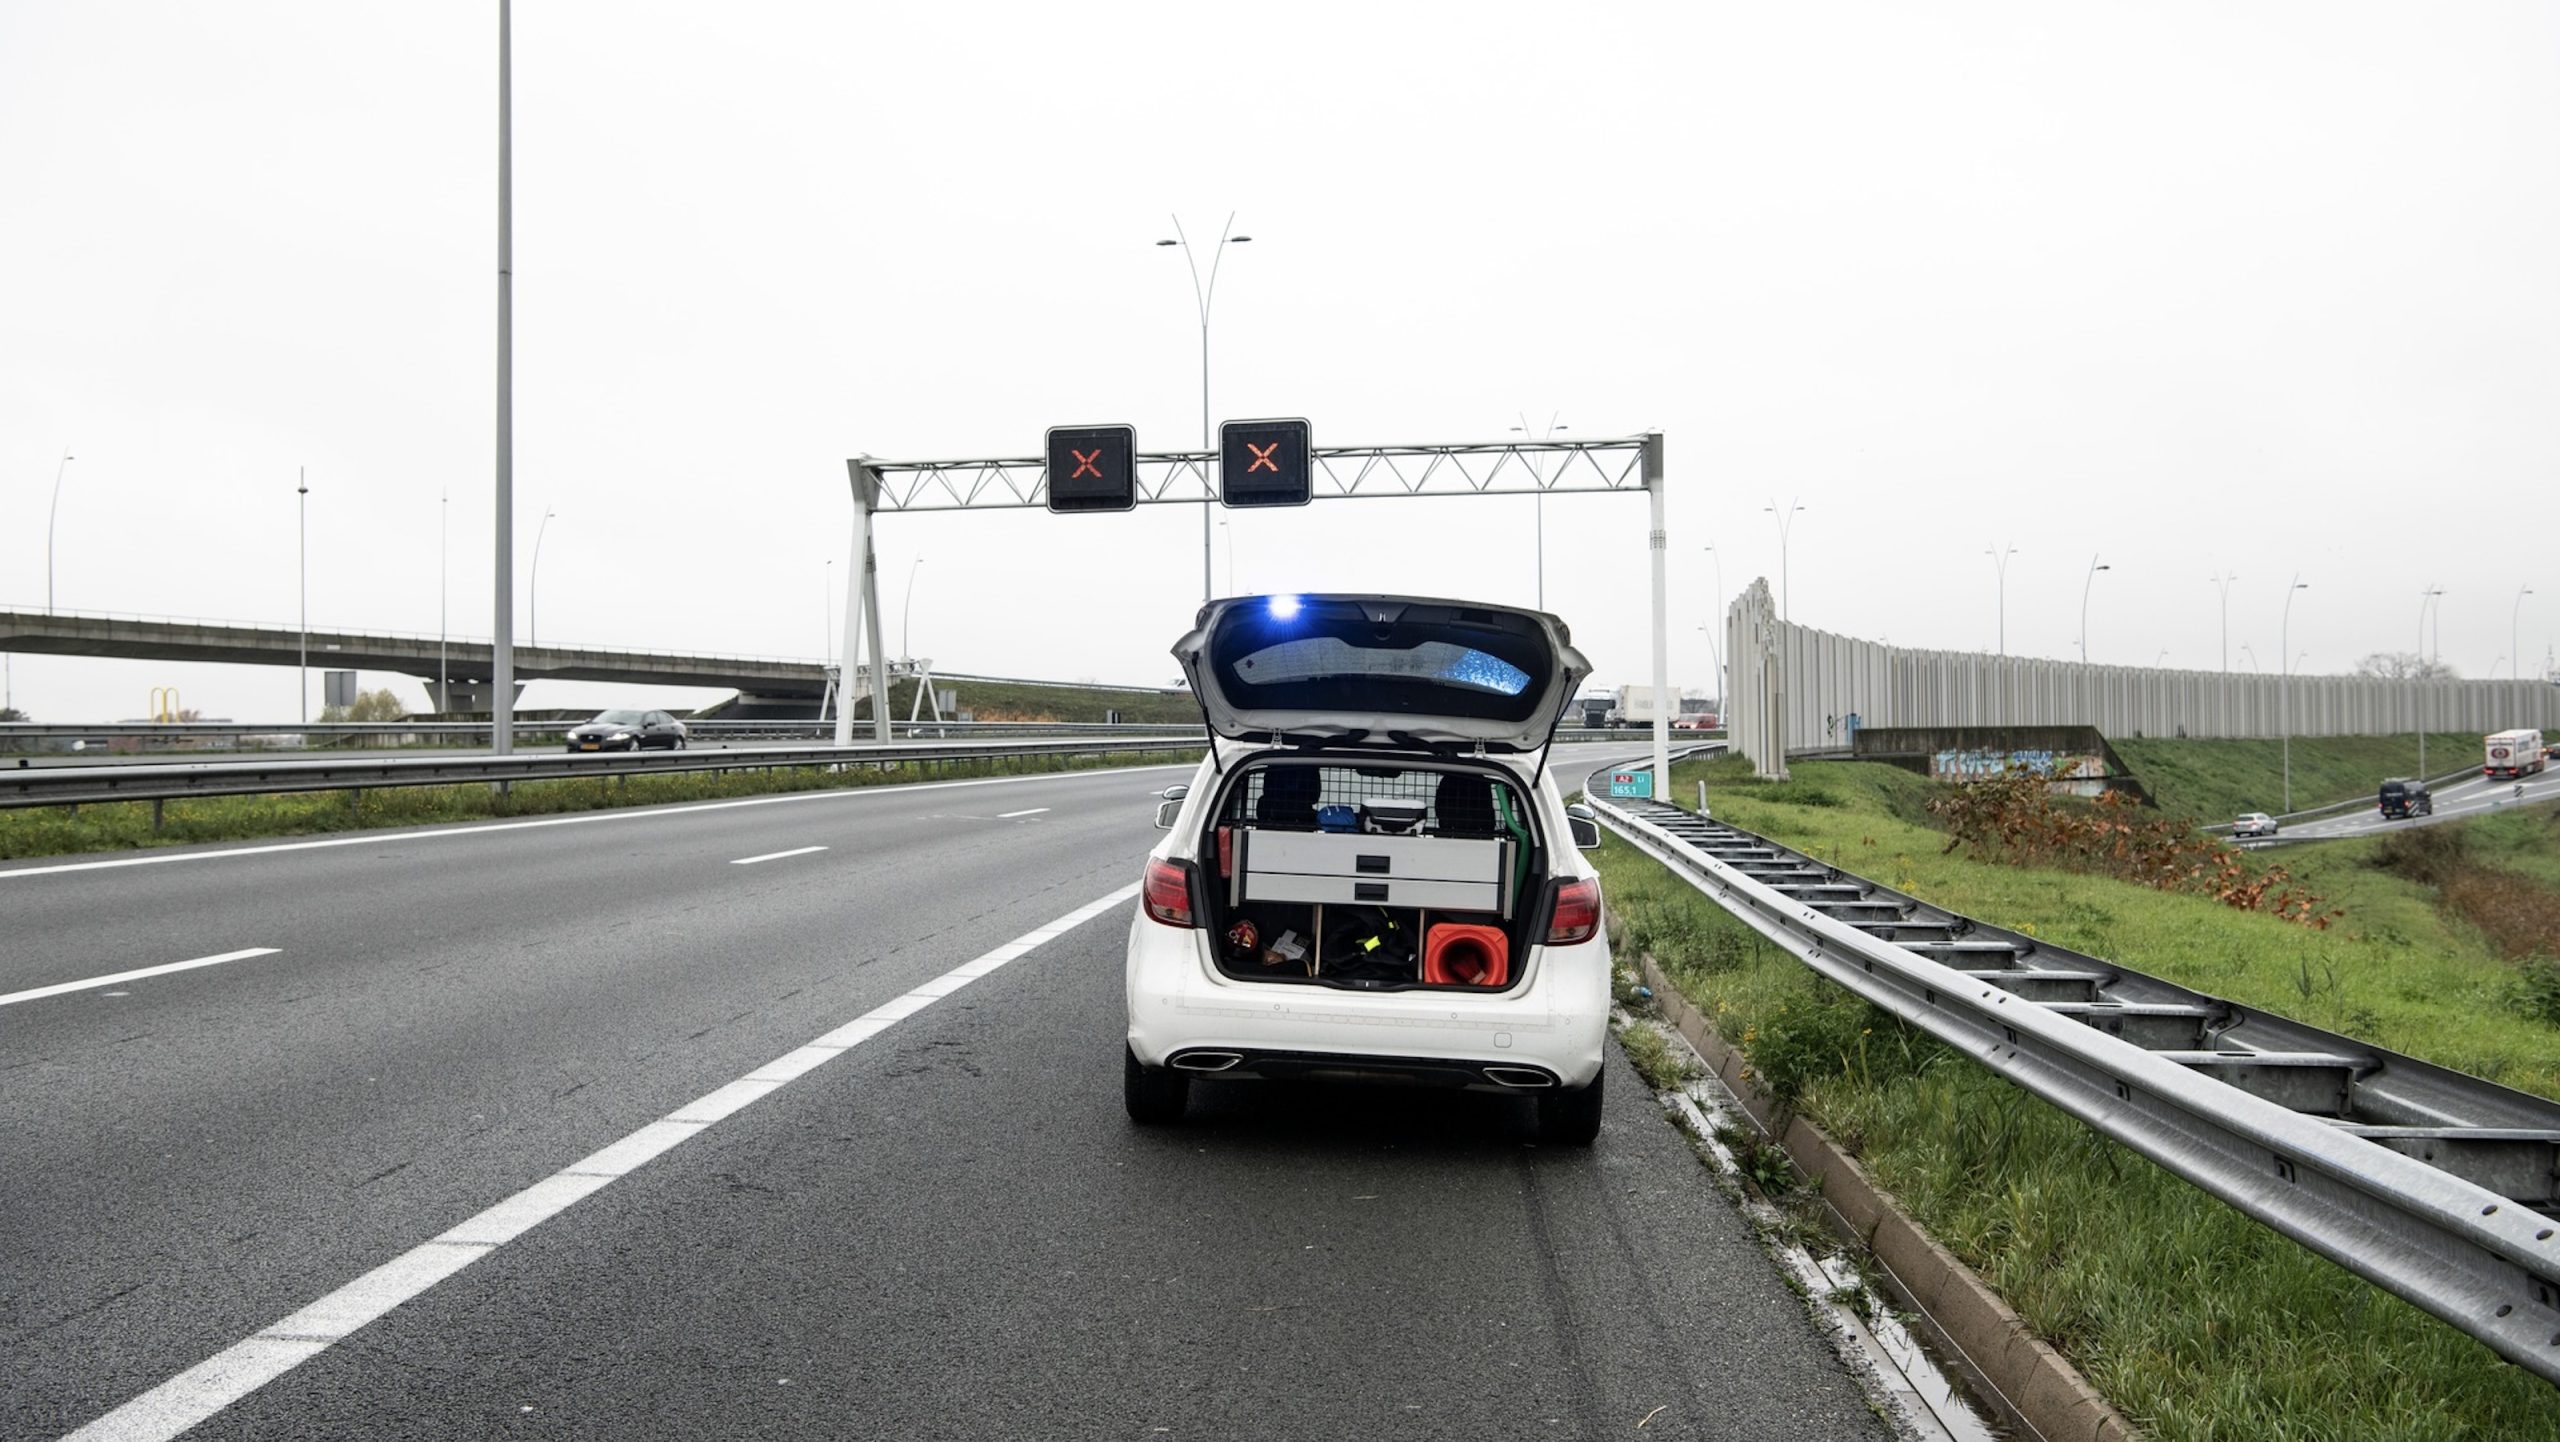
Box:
151, 798, 164, 832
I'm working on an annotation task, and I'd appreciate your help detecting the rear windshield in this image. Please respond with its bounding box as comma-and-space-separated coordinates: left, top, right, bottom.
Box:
1209, 599, 1552, 724
1219, 762, 1533, 840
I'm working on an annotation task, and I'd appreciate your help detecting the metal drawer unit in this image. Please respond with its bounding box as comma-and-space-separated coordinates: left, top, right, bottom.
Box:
1232, 829, 1514, 917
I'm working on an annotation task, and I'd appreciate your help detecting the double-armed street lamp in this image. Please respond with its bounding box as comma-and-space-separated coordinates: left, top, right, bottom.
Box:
2209, 571, 2238, 672
1511, 414, 1567, 609
1986, 544, 2018, 656
1157, 215, 1253, 604
1764, 499, 1804, 621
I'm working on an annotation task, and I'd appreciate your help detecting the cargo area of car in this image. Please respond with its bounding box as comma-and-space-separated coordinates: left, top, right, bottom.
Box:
1190, 758, 1547, 993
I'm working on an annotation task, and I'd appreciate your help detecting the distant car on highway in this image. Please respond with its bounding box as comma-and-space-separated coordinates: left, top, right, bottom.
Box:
2379, 777, 2433, 819
1128, 593, 1612, 1145
563, 709, 688, 752
2231, 812, 2278, 839
1672, 714, 1718, 731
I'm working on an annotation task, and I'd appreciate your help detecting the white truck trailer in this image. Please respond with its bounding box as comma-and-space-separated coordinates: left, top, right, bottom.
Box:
2484, 729, 2546, 780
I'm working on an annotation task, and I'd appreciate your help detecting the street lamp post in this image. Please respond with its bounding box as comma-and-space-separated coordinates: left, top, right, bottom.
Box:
493, 0, 516, 755
901, 557, 925, 660
1510, 414, 1566, 609
1157, 214, 1252, 605
2079, 554, 2111, 664
1218, 522, 1236, 595
2210, 571, 2238, 672
2515, 585, 2535, 681
1986, 544, 2017, 656
2240, 644, 2259, 673
1702, 544, 1725, 708
2282, 575, 2308, 812
529, 507, 555, 646
44, 450, 74, 615
1764, 498, 1803, 621
2416, 584, 2442, 778
439, 490, 449, 713
825, 558, 835, 659
298, 467, 310, 724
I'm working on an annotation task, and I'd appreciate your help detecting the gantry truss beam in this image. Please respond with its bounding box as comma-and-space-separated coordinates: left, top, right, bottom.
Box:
852, 436, 1652, 512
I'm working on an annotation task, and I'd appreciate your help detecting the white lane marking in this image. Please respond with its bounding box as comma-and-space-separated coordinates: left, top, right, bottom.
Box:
729, 845, 826, 866
58, 880, 1142, 1442
0, 948, 280, 1008
0, 763, 1198, 883
997, 807, 1050, 819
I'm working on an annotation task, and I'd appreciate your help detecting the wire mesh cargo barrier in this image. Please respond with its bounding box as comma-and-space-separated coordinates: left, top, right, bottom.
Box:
1582, 750, 2560, 1384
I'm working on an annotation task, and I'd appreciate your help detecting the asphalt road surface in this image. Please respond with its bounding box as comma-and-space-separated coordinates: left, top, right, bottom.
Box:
4, 745, 1895, 1441
2271, 759, 2560, 843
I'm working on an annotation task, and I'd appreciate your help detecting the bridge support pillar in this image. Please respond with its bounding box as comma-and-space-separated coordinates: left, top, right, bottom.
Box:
431, 677, 526, 716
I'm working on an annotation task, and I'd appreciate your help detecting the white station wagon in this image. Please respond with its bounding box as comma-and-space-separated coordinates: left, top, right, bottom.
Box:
1124, 594, 1613, 1145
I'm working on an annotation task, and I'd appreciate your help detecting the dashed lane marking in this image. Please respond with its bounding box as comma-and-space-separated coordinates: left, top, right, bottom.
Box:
57, 882, 1141, 1442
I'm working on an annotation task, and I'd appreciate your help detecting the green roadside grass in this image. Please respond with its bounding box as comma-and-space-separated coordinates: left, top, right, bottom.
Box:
2115, 731, 2486, 822
0, 749, 1202, 861
1595, 752, 2560, 1440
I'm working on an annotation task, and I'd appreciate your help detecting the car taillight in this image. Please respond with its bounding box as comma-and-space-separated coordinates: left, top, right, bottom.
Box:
1143, 857, 1198, 929
1545, 876, 1601, 946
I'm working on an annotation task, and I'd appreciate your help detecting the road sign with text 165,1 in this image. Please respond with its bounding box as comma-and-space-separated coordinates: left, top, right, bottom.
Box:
1218, 417, 1312, 508
1044, 425, 1137, 513
1607, 771, 1652, 798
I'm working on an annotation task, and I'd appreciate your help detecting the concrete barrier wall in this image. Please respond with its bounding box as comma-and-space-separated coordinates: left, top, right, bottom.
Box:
1724, 578, 2560, 777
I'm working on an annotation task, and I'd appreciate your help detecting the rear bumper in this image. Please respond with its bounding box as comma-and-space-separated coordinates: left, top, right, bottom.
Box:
1163, 1047, 1564, 1090
1124, 910, 1611, 1090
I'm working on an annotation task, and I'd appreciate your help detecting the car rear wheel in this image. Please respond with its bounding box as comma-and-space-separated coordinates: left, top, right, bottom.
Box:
1533, 1070, 1604, 1146
1124, 1046, 1189, 1125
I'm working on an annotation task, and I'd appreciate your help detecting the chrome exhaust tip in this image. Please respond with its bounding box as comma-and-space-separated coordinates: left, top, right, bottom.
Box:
1170, 1051, 1244, 1073
1483, 1066, 1557, 1089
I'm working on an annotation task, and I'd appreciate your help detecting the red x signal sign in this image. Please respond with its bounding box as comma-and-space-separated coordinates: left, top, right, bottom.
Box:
1043, 424, 1137, 513
1219, 417, 1312, 508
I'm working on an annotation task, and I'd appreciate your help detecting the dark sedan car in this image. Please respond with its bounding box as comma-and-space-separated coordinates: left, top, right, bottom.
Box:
564, 708, 688, 752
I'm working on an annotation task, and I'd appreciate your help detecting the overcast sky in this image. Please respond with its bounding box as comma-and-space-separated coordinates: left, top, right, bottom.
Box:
5, 1, 2556, 722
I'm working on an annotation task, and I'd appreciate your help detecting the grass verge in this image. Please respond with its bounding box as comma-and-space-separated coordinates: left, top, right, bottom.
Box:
2114, 731, 2486, 822
1593, 754, 2560, 1440
0, 749, 1202, 861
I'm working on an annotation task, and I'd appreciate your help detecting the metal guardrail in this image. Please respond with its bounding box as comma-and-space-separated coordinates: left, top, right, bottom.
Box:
0, 737, 1205, 812
0, 719, 1204, 743
1586, 755, 2560, 1384
0, 721, 1622, 749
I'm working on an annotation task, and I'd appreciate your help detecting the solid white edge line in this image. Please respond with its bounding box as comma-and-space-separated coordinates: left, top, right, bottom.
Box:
729, 845, 827, 866
0, 763, 1199, 882
57, 879, 1143, 1442
0, 948, 281, 1008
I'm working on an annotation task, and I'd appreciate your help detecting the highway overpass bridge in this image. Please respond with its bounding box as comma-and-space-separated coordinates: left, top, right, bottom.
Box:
1, 609, 844, 713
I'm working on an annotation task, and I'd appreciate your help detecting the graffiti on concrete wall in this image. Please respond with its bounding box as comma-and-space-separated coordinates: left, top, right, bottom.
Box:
1931, 748, 2110, 796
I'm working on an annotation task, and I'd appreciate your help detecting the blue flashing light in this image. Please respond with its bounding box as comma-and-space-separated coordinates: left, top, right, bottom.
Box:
1267, 594, 1303, 620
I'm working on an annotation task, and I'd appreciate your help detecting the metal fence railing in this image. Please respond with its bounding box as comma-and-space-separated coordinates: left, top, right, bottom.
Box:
1585, 753, 2560, 1384
0, 736, 1205, 814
